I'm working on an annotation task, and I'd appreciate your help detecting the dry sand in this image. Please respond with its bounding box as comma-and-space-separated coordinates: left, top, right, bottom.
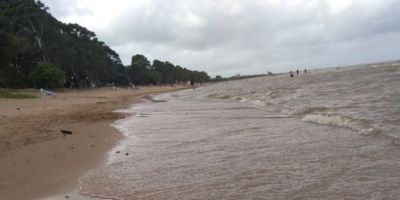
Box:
0, 86, 184, 200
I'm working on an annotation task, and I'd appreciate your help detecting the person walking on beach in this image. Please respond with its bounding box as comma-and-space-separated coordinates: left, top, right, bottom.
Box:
296, 69, 299, 75
304, 68, 307, 73
190, 79, 194, 88
290, 70, 294, 77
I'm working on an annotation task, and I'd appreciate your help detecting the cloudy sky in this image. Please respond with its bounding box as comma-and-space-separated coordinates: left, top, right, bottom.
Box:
42, 0, 400, 77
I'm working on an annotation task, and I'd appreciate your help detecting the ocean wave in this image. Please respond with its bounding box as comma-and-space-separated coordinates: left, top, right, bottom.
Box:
265, 90, 280, 98
207, 93, 219, 98
292, 107, 329, 116
207, 93, 231, 99
302, 114, 357, 130
301, 113, 385, 136
239, 97, 250, 103
232, 96, 243, 101
250, 99, 267, 107
112, 119, 133, 137
207, 93, 397, 143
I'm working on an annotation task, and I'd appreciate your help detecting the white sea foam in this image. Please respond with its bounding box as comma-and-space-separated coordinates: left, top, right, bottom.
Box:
302, 114, 358, 130
250, 99, 266, 107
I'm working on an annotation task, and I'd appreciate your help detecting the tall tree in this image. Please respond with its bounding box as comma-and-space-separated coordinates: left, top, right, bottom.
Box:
0, 0, 209, 88
128, 54, 151, 84
0, 0, 126, 88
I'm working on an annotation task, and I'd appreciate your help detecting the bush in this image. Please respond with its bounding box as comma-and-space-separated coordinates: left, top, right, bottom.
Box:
29, 62, 65, 89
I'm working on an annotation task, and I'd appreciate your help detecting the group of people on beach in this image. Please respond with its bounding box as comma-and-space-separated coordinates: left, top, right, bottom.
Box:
290, 69, 308, 77
107, 80, 198, 92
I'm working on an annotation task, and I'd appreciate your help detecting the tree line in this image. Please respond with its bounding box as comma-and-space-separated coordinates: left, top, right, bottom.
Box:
0, 0, 209, 89
128, 54, 209, 86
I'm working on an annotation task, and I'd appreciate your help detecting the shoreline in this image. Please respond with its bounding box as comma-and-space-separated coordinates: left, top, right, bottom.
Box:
0, 86, 184, 200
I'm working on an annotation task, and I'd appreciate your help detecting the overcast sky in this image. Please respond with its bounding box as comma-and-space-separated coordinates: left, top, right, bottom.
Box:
42, 0, 400, 77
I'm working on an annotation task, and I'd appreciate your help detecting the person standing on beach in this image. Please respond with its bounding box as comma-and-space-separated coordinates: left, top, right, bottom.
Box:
290, 70, 294, 77
304, 69, 307, 73
296, 69, 299, 75
190, 79, 194, 88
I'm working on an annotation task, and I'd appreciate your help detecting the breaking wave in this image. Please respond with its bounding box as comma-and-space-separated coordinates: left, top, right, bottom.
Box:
302, 114, 362, 132
300, 113, 400, 145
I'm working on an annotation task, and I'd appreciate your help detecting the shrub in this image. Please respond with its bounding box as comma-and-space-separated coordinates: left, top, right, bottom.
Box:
29, 62, 65, 89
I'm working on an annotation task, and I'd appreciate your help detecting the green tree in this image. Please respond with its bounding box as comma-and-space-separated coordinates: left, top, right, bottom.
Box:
29, 62, 65, 88
145, 70, 162, 85
129, 54, 151, 84
0, 0, 210, 88
214, 75, 223, 82
131, 54, 150, 69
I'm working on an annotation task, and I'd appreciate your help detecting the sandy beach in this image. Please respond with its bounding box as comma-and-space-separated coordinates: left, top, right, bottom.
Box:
0, 86, 183, 200
3, 0, 399, 199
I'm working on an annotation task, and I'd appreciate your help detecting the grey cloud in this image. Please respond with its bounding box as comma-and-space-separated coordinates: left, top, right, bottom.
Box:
42, 0, 92, 20
43, 0, 400, 76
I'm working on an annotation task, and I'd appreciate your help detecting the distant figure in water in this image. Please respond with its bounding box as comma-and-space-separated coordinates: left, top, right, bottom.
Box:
290, 70, 294, 77
296, 69, 299, 75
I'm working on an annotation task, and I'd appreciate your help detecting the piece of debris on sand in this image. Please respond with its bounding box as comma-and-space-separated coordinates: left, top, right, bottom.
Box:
60, 130, 73, 135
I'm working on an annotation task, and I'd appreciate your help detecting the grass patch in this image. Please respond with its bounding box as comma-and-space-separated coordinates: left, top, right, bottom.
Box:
0, 89, 37, 99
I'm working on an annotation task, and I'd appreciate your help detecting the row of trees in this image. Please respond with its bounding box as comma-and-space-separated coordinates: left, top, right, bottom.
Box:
0, 0, 209, 88
128, 54, 209, 85
212, 72, 273, 82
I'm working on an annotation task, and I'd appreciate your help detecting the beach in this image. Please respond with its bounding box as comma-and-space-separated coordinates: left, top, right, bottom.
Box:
0, 86, 183, 200
1, 63, 400, 200
3, 0, 400, 199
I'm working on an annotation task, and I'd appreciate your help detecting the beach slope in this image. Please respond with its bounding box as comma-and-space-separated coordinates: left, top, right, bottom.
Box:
0, 87, 182, 200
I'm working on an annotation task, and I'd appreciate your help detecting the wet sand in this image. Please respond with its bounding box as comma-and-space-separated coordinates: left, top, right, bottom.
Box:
0, 86, 184, 200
